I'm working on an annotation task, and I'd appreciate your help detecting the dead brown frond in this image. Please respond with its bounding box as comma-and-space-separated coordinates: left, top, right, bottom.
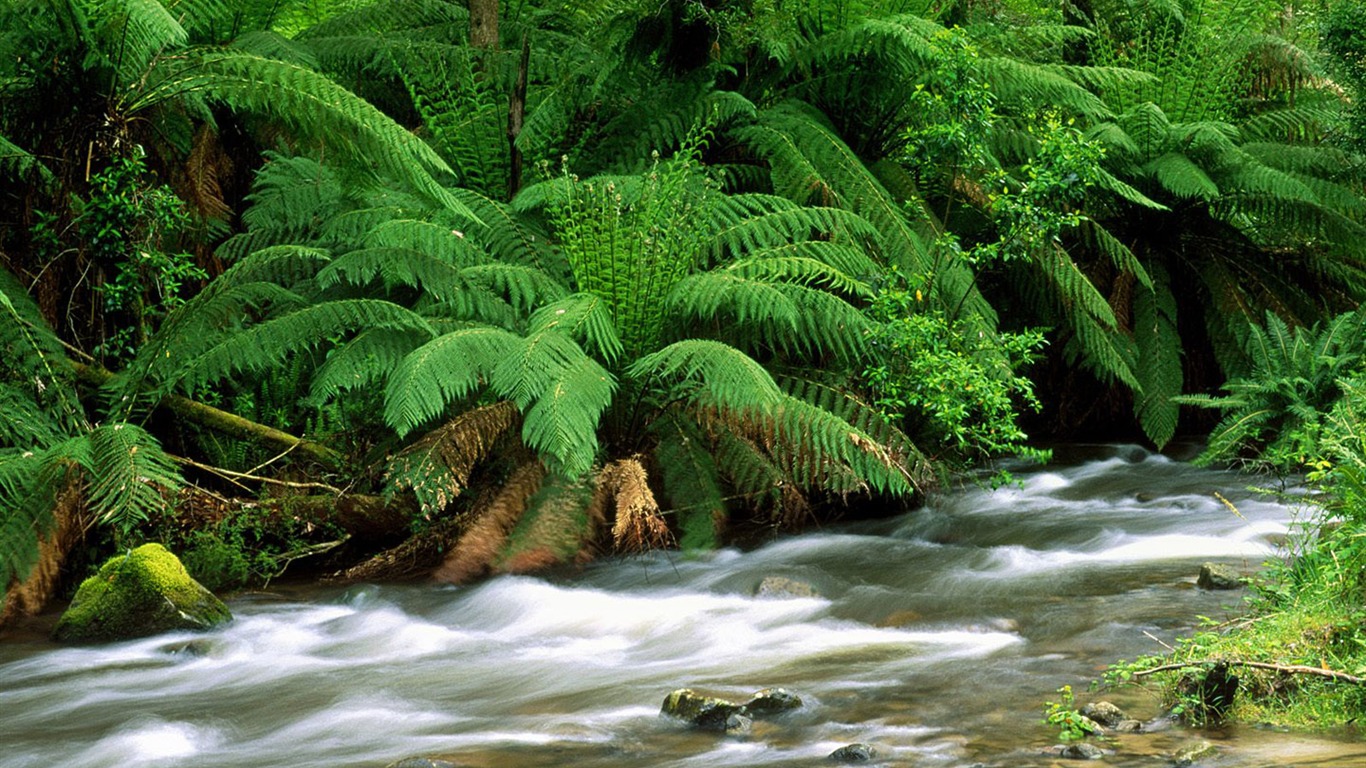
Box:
777, 484, 814, 529
496, 476, 602, 574
389, 401, 520, 516
605, 458, 673, 553
433, 460, 544, 584
184, 124, 232, 221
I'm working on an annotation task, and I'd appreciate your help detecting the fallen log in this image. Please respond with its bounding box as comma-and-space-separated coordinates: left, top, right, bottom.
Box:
71, 362, 343, 468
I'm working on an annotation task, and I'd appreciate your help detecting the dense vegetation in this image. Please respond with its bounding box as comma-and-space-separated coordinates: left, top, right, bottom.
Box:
4, 0, 1366, 691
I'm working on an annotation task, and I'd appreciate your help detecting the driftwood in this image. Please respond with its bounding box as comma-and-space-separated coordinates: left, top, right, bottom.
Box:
1133, 660, 1366, 686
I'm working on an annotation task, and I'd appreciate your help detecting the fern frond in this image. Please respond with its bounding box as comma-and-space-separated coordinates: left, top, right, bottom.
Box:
454, 263, 568, 316
310, 326, 431, 403
85, 423, 181, 534
1144, 151, 1220, 200
130, 50, 477, 221
1133, 264, 1183, 447
491, 329, 615, 478
629, 340, 784, 413
384, 325, 521, 436
528, 293, 624, 365
86, 0, 188, 84
178, 299, 434, 393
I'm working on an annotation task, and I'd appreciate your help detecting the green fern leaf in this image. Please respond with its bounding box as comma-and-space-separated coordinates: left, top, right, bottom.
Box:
1133, 264, 1183, 448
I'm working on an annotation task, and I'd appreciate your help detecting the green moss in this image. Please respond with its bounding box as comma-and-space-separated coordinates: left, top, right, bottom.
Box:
53, 543, 232, 643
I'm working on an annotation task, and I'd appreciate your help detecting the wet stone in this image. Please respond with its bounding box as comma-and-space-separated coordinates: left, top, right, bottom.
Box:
829, 743, 877, 762
743, 687, 803, 716
1198, 563, 1242, 590
1173, 741, 1218, 766
1081, 700, 1129, 727
1115, 719, 1144, 733
754, 576, 818, 599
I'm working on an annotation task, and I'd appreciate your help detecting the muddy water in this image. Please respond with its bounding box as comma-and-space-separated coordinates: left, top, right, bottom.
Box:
3, 445, 1362, 767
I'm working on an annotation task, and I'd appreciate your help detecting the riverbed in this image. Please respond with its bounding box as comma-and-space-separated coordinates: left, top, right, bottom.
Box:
3, 444, 1363, 767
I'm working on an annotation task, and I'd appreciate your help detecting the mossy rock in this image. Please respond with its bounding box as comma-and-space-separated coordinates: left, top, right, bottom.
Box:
53, 543, 233, 643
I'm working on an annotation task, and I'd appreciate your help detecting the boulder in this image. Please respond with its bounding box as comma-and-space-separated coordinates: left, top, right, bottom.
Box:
53, 543, 232, 643
1197, 563, 1242, 590
743, 687, 803, 715
754, 577, 818, 599
1115, 719, 1144, 733
1080, 701, 1128, 727
829, 743, 877, 763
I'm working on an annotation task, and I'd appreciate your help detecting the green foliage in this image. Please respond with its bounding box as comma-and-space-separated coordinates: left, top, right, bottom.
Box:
1042, 685, 1100, 742
78, 148, 207, 365
1180, 310, 1366, 470
864, 272, 1047, 466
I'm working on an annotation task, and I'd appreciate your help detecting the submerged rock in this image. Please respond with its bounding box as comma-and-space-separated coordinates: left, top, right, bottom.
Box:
1080, 700, 1128, 727
1197, 563, 1242, 590
829, 743, 877, 762
384, 759, 465, 768
1173, 740, 1218, 766
754, 576, 818, 599
1059, 742, 1106, 760
53, 543, 232, 643
1115, 718, 1144, 733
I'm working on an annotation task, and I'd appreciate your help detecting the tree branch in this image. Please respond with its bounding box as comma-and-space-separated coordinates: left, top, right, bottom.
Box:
1132, 660, 1366, 686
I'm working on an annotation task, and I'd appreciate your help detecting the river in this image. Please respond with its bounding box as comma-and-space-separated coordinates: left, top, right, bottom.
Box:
3, 444, 1364, 767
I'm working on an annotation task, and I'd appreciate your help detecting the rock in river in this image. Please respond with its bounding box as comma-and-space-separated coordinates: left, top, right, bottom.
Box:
829, 743, 877, 762
1080, 700, 1128, 727
1197, 562, 1242, 590
53, 543, 232, 643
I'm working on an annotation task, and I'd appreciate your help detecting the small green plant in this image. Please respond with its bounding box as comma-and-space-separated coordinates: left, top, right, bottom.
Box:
1042, 685, 1099, 742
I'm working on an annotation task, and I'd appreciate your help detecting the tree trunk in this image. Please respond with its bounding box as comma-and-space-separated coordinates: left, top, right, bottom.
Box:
507, 33, 530, 198
469, 0, 499, 50
0, 472, 89, 629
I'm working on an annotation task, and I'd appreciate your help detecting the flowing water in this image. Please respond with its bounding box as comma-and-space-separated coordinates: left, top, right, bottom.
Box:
3, 444, 1364, 767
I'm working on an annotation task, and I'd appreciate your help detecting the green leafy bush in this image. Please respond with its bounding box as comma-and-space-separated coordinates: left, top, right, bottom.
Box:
864, 272, 1047, 467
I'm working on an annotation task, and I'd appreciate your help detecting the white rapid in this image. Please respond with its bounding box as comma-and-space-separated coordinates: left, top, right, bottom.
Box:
4, 445, 1360, 767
